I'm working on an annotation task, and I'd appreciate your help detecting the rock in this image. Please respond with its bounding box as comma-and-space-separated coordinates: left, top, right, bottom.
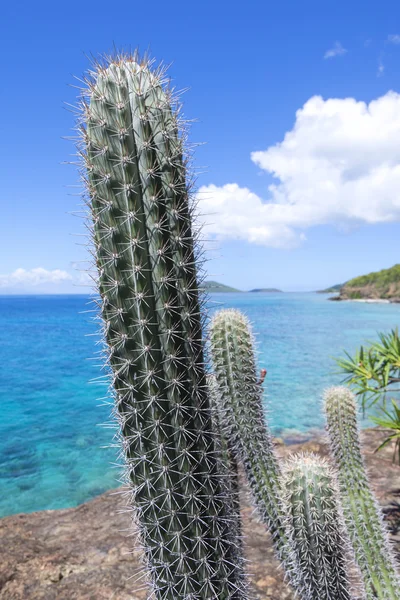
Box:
0, 429, 399, 599
256, 576, 277, 588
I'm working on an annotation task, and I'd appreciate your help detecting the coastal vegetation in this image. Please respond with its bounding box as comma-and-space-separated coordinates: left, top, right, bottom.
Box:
80, 52, 400, 599
337, 328, 400, 462
338, 264, 400, 301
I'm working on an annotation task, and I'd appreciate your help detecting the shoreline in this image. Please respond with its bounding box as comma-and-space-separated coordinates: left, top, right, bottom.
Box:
1, 428, 399, 599
330, 296, 399, 303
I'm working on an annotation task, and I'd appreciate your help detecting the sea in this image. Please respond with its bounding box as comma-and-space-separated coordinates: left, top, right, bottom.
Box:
1, 292, 399, 517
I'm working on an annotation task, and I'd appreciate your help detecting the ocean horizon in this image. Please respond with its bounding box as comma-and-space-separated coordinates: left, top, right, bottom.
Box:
1, 291, 399, 518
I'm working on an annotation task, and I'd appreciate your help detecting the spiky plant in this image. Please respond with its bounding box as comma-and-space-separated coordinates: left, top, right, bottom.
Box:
280, 454, 353, 600
209, 310, 290, 562
209, 310, 356, 599
79, 53, 247, 599
324, 386, 400, 599
74, 51, 400, 600
208, 374, 243, 558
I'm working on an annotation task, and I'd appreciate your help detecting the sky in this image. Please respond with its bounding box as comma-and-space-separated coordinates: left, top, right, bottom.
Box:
2, 0, 400, 293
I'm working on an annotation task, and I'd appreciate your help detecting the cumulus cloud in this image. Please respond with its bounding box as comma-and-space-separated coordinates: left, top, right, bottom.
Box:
197, 184, 305, 248
324, 41, 347, 59
387, 34, 400, 45
0, 268, 72, 288
197, 91, 400, 248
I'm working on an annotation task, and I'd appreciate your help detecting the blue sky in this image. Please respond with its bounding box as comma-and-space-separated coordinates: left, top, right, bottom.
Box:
2, 0, 400, 292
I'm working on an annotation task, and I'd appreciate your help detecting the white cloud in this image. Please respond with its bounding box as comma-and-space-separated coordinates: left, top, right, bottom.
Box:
388, 34, 400, 45
197, 91, 400, 248
198, 184, 305, 248
324, 41, 347, 59
0, 268, 72, 288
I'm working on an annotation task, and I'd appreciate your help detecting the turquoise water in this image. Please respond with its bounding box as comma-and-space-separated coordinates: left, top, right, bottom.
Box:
1, 293, 399, 517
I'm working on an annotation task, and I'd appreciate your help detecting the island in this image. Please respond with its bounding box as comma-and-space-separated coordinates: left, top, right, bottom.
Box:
333, 264, 400, 302
202, 280, 242, 293
202, 282, 283, 293
249, 288, 283, 293
317, 283, 343, 293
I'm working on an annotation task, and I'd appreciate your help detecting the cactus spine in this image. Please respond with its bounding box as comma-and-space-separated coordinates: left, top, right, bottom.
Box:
81, 55, 246, 599
324, 387, 400, 599
280, 454, 353, 600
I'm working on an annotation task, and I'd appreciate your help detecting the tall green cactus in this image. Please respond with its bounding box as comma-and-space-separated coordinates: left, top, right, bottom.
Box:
81, 54, 246, 599
280, 454, 353, 600
209, 309, 287, 559
324, 387, 400, 599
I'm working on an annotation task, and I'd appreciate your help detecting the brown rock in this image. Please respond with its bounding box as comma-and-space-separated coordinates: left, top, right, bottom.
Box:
1, 429, 399, 599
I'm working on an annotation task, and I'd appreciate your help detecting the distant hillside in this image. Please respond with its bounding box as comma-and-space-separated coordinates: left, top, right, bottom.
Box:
202, 281, 242, 293
317, 283, 343, 293
339, 264, 400, 301
249, 288, 283, 293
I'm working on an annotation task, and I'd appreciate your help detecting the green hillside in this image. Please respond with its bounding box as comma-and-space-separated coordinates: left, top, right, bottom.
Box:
340, 264, 400, 300
202, 281, 242, 293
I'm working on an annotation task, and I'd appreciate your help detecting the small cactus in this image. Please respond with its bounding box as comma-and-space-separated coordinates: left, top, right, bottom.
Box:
280, 454, 353, 600
208, 374, 244, 564
209, 309, 287, 558
80, 54, 246, 599
209, 309, 361, 599
324, 386, 400, 599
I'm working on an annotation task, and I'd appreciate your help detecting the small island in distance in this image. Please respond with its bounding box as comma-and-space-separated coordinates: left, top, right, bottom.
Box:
205, 265, 400, 301
202, 281, 283, 293
202, 281, 243, 293
249, 288, 283, 293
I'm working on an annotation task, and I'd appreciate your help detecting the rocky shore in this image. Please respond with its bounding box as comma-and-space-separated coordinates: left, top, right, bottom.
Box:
330, 294, 400, 303
326, 264, 400, 302
1, 429, 399, 600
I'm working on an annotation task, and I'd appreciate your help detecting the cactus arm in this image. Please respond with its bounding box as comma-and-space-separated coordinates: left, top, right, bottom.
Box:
280, 454, 353, 600
208, 375, 244, 572
209, 310, 289, 560
324, 387, 400, 600
81, 56, 246, 599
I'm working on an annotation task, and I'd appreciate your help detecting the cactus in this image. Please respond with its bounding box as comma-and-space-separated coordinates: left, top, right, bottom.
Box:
75, 51, 400, 600
209, 309, 287, 558
208, 374, 243, 562
80, 54, 247, 599
280, 454, 353, 600
324, 386, 400, 599
209, 309, 400, 599
209, 309, 358, 599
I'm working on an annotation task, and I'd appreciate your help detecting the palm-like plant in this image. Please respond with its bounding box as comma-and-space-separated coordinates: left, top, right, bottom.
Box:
372, 400, 400, 463
336, 328, 400, 461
